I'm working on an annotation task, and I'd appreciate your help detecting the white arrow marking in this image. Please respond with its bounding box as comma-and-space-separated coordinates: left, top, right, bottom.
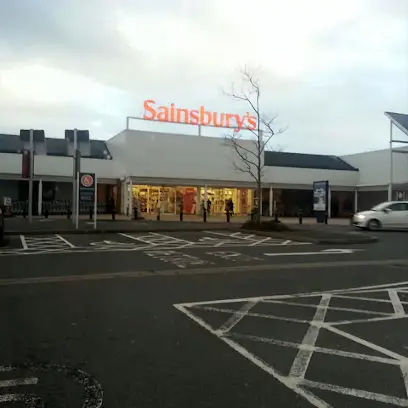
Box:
263, 249, 359, 257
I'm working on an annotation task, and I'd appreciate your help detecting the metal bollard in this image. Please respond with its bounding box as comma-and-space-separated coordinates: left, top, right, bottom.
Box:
67, 207, 71, 220
226, 210, 230, 223
111, 210, 115, 220
324, 213, 328, 224
133, 207, 138, 220
157, 210, 160, 221
89, 207, 93, 220
180, 209, 183, 221
203, 208, 207, 222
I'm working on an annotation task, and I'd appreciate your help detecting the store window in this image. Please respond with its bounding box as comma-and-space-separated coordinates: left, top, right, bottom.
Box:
131, 185, 254, 215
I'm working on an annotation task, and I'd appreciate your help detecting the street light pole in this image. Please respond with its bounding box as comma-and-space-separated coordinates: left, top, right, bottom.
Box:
72, 128, 78, 224
28, 129, 34, 223
388, 121, 393, 201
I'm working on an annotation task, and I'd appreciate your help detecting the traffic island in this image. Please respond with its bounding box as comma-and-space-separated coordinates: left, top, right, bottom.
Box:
241, 220, 379, 245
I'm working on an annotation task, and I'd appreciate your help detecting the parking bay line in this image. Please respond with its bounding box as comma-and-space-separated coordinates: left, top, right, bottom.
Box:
149, 232, 196, 247
263, 249, 361, 257
55, 234, 76, 248
119, 232, 194, 247
19, 235, 28, 249
0, 378, 38, 387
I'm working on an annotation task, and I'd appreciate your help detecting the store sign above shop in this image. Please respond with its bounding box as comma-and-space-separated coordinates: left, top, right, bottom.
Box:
143, 99, 256, 133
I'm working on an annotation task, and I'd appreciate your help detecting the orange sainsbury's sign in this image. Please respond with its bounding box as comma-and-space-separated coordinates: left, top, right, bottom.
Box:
143, 99, 256, 133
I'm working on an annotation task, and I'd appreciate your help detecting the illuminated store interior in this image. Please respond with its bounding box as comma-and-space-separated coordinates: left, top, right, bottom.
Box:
130, 185, 254, 215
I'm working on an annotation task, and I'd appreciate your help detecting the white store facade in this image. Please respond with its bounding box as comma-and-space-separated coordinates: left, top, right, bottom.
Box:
0, 112, 407, 217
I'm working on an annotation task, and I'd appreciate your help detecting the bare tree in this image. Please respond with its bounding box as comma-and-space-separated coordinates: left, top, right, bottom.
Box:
224, 66, 286, 223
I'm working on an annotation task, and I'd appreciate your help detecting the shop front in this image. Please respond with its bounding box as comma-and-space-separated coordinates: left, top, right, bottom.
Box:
130, 184, 254, 215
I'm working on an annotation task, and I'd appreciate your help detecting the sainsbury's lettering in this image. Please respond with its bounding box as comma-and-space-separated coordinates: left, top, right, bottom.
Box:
143, 100, 256, 132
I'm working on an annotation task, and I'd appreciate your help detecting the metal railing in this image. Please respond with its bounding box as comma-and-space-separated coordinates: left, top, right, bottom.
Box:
10, 200, 110, 216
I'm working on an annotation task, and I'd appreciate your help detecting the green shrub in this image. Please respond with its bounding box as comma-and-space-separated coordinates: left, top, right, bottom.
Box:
241, 220, 291, 232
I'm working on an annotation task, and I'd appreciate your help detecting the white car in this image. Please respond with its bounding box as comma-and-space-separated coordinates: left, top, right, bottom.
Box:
353, 201, 408, 230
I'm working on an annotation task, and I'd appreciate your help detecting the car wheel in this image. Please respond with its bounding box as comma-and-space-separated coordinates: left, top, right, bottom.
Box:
367, 219, 381, 231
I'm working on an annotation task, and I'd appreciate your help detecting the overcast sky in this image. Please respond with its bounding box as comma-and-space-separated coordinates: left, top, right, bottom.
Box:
0, 0, 407, 155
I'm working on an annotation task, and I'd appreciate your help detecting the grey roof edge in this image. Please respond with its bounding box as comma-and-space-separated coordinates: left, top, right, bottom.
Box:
385, 112, 408, 137
0, 134, 112, 159
263, 151, 359, 172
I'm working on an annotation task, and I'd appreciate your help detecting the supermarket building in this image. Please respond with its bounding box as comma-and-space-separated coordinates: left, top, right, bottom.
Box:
0, 112, 407, 218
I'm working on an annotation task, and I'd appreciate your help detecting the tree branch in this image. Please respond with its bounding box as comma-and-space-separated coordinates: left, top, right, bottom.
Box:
225, 133, 258, 160
223, 65, 287, 195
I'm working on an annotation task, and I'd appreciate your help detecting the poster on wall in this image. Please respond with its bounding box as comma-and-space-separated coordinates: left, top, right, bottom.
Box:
313, 180, 329, 212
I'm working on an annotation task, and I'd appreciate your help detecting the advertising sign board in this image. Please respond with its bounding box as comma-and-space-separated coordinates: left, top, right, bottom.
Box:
313, 180, 329, 212
143, 99, 256, 133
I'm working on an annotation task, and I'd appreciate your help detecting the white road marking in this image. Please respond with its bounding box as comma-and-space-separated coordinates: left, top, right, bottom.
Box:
264, 298, 391, 316
333, 294, 407, 305
401, 361, 408, 398
119, 232, 158, 245
389, 290, 406, 315
289, 294, 331, 379
144, 250, 209, 268
0, 366, 13, 372
0, 394, 22, 403
248, 237, 270, 246
176, 277, 408, 308
0, 377, 38, 387
193, 305, 308, 324
229, 332, 401, 365
176, 279, 408, 407
206, 251, 263, 262
323, 324, 405, 360
300, 379, 408, 407
150, 232, 195, 247
230, 232, 255, 240
20, 235, 75, 250
19, 235, 28, 249
215, 301, 258, 335
338, 280, 408, 293
329, 315, 406, 326
204, 231, 311, 246
264, 249, 357, 257
55, 234, 75, 248
120, 232, 193, 248
174, 304, 330, 408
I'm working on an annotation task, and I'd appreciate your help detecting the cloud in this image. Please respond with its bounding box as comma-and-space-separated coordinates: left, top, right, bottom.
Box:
0, 0, 407, 154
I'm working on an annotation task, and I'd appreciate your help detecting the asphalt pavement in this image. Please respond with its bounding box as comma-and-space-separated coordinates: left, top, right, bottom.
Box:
0, 230, 407, 407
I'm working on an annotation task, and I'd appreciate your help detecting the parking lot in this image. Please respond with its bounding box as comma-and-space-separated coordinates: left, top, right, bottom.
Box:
3, 230, 313, 253
1, 229, 407, 407
0, 230, 384, 281
176, 279, 408, 407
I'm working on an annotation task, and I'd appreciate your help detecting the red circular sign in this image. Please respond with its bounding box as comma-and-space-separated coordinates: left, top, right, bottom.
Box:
81, 174, 94, 188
